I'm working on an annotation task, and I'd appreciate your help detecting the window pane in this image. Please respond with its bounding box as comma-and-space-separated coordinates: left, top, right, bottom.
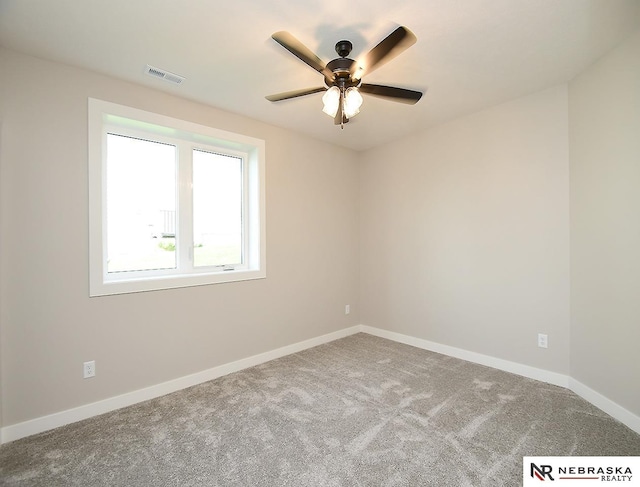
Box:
106, 134, 177, 273
193, 150, 243, 267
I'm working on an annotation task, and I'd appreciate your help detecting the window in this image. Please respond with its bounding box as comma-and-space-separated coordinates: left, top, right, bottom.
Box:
88, 98, 265, 296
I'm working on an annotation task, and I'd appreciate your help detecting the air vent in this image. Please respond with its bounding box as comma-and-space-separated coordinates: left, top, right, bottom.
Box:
144, 64, 185, 85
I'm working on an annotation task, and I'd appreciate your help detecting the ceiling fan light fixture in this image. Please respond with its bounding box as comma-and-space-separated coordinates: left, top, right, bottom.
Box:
322, 86, 340, 117
344, 87, 363, 119
267, 27, 422, 126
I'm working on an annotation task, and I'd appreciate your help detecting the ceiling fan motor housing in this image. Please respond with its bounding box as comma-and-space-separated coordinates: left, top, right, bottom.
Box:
324, 39, 359, 88
325, 57, 358, 87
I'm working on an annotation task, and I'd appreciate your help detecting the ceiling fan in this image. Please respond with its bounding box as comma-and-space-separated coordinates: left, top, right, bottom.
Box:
266, 26, 423, 127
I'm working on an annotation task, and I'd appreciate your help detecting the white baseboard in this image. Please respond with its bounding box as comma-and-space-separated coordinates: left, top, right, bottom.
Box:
361, 325, 640, 435
3, 324, 639, 443
569, 377, 640, 434
0, 326, 361, 444
360, 325, 569, 387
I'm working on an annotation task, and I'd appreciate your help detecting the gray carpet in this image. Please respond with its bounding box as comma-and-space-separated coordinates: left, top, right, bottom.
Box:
1, 333, 639, 486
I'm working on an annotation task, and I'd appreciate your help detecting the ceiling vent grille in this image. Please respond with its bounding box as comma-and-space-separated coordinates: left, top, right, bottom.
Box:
144, 64, 185, 85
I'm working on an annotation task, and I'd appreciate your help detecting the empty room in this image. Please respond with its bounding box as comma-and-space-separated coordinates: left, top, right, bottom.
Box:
0, 0, 639, 485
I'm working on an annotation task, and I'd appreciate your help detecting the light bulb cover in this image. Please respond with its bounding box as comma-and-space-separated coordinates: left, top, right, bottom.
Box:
322, 86, 340, 117
344, 87, 363, 118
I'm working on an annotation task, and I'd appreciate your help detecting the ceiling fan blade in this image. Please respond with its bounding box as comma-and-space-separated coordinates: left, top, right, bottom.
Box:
353, 26, 417, 81
359, 84, 423, 104
272, 31, 334, 81
266, 87, 326, 102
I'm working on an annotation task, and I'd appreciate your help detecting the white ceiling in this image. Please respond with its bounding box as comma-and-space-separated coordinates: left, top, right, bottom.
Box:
1, 0, 639, 151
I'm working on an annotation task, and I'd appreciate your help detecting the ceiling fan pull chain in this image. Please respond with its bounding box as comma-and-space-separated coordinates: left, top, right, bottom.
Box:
341, 89, 345, 129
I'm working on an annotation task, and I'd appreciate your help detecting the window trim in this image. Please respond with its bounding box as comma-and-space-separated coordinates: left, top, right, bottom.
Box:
88, 98, 266, 296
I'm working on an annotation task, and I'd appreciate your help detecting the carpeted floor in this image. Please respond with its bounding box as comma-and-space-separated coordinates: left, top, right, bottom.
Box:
1, 333, 639, 486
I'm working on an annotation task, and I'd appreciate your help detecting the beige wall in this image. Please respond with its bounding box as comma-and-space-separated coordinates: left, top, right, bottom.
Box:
0, 48, 360, 426
359, 85, 571, 374
0, 121, 4, 427
2, 29, 639, 431
569, 30, 640, 416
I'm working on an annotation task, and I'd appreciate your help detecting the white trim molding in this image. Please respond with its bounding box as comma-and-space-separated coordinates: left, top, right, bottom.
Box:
360, 325, 570, 387
0, 326, 361, 444
569, 377, 640, 435
2, 325, 638, 443
360, 325, 639, 435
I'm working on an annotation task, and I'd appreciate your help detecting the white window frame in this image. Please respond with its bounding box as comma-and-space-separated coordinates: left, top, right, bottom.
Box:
88, 98, 266, 296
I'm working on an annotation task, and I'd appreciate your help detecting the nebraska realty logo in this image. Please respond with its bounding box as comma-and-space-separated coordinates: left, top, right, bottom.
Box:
523, 457, 640, 486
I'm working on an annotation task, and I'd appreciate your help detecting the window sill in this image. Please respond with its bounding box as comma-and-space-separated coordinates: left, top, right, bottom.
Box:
90, 268, 266, 297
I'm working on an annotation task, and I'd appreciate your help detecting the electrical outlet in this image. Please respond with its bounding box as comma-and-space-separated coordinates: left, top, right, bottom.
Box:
83, 360, 96, 379
538, 334, 548, 349
345, 304, 350, 315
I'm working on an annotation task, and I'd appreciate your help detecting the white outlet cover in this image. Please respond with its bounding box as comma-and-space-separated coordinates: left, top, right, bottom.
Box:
538, 334, 548, 349
83, 360, 96, 378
